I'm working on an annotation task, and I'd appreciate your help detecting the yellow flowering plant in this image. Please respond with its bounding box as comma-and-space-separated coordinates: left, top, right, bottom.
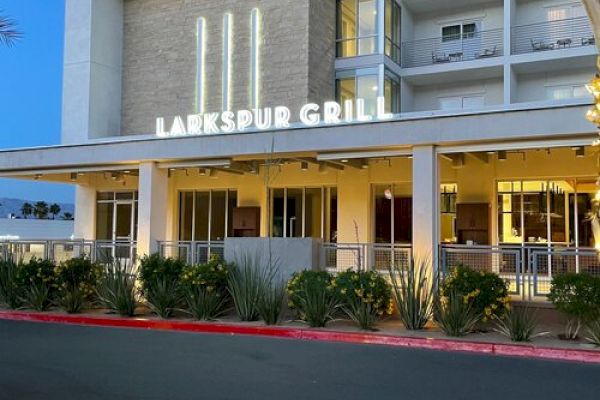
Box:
333, 270, 393, 319
180, 255, 230, 294
441, 265, 509, 323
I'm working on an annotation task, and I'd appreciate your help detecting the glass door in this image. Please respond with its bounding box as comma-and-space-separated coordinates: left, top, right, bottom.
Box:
113, 201, 136, 260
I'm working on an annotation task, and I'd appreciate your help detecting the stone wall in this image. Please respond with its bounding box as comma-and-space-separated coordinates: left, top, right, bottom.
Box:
121, 0, 336, 135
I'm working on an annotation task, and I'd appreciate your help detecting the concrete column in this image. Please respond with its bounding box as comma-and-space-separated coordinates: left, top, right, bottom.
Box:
137, 162, 169, 256
62, 0, 123, 144
337, 170, 371, 244
412, 146, 439, 268
74, 185, 96, 239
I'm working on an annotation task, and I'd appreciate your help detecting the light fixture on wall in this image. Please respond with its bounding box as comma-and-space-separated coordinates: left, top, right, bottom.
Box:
300, 161, 308, 171
497, 151, 507, 161
199, 168, 207, 176
384, 187, 393, 200
361, 159, 369, 169
574, 146, 585, 158
70, 172, 77, 181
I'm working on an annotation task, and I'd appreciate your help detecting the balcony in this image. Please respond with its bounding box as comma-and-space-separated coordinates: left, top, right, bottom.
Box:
401, 28, 504, 69
512, 16, 595, 55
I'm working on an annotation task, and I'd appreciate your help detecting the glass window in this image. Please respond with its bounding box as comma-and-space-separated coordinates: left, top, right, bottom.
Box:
269, 187, 335, 239
179, 190, 238, 242
356, 74, 379, 115
439, 95, 484, 110
442, 25, 461, 42
440, 184, 457, 243
439, 96, 462, 110
96, 203, 114, 241
337, 0, 379, 57
336, 68, 401, 114
374, 184, 412, 244
384, 0, 401, 63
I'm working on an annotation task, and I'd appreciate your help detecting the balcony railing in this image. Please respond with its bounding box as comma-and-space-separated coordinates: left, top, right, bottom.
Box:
439, 244, 600, 301
0, 240, 137, 266
512, 16, 595, 55
401, 28, 504, 68
320, 243, 412, 273
158, 241, 225, 265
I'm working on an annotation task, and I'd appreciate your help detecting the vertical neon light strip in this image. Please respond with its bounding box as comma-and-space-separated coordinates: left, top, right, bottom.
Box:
250, 8, 261, 109
222, 13, 233, 111
196, 17, 206, 114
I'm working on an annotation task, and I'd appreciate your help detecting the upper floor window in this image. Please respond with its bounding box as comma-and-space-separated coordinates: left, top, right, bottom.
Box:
546, 84, 588, 101
337, 0, 401, 63
442, 22, 478, 42
335, 67, 401, 115
547, 3, 586, 21
438, 95, 484, 111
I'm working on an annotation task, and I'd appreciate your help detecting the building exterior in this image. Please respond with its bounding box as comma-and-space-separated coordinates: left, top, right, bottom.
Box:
1, 0, 599, 297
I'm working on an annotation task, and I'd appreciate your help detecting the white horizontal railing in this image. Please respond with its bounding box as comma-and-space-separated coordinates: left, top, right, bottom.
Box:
512, 16, 595, 55
158, 241, 224, 265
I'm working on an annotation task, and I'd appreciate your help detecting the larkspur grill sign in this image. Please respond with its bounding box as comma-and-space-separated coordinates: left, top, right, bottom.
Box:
155, 97, 394, 137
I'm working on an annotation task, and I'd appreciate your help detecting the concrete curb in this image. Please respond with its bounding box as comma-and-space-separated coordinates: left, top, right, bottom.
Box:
1, 310, 599, 364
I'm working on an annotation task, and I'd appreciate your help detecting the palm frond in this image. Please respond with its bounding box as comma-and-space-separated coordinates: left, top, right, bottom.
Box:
0, 14, 22, 47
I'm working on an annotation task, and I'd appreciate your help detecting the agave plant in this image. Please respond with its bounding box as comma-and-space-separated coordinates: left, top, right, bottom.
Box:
227, 254, 276, 322
96, 260, 139, 317
342, 296, 379, 331
257, 280, 285, 325
389, 258, 436, 330
585, 319, 600, 347
22, 283, 51, 312
182, 284, 228, 321
295, 278, 339, 328
145, 278, 182, 319
435, 289, 480, 337
57, 284, 86, 314
0, 260, 22, 309
494, 307, 548, 342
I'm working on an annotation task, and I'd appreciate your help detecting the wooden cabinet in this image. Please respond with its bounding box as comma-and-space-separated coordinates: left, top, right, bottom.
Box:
456, 203, 490, 245
232, 207, 260, 237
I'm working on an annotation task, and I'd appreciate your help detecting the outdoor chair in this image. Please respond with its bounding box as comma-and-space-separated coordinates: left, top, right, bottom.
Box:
475, 45, 498, 59
531, 39, 554, 51
582, 37, 596, 46
432, 51, 450, 64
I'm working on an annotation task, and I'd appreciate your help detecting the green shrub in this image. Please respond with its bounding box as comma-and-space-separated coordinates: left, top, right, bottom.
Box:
16, 258, 56, 295
182, 284, 228, 321
493, 307, 547, 342
139, 254, 186, 293
257, 281, 285, 325
434, 289, 479, 337
227, 255, 275, 322
286, 270, 338, 327
22, 282, 51, 312
334, 270, 393, 330
145, 278, 182, 319
548, 273, 600, 339
55, 257, 103, 302
442, 265, 510, 322
96, 261, 139, 317
0, 260, 22, 309
180, 256, 230, 295
389, 259, 436, 330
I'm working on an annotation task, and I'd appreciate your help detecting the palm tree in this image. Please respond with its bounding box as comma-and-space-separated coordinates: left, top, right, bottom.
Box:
33, 201, 49, 219
0, 14, 21, 47
20, 202, 33, 219
49, 203, 61, 219
62, 212, 73, 221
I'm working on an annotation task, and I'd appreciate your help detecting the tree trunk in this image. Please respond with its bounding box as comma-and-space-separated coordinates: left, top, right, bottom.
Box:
582, 0, 600, 70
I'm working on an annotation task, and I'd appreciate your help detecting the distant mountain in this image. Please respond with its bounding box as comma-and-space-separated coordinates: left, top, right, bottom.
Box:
0, 198, 74, 219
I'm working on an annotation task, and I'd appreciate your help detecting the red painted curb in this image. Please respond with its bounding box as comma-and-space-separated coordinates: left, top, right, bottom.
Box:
1, 310, 599, 364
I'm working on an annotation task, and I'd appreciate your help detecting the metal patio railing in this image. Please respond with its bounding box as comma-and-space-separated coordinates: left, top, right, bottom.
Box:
0, 239, 137, 266
440, 244, 600, 301
158, 241, 225, 265
401, 28, 504, 68
319, 242, 412, 273
512, 16, 595, 55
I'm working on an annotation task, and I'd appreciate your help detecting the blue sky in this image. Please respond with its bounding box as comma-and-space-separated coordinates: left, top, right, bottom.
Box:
0, 0, 72, 203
